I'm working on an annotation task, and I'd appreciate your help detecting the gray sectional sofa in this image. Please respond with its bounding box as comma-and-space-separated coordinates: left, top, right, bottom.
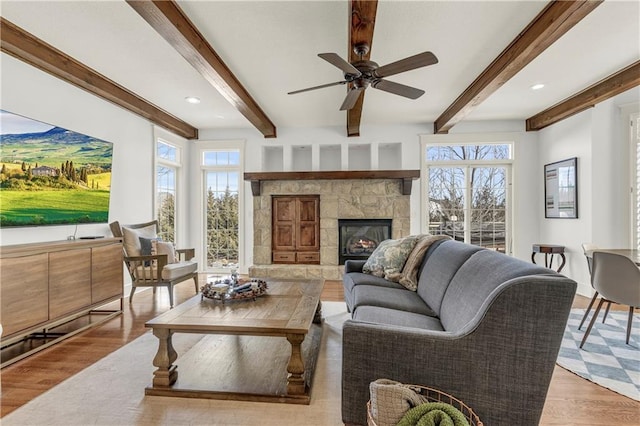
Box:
342, 239, 577, 426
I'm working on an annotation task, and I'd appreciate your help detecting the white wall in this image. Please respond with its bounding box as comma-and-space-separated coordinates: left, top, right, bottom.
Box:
538, 88, 640, 296
0, 54, 155, 245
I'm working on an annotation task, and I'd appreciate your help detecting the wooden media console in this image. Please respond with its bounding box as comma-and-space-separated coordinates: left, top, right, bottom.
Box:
0, 237, 124, 367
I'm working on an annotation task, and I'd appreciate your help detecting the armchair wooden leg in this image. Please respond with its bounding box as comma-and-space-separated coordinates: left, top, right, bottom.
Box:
129, 286, 136, 304
168, 284, 174, 309
193, 275, 199, 294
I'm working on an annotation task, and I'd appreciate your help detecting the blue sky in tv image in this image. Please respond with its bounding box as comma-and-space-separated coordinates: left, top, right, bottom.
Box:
0, 110, 55, 135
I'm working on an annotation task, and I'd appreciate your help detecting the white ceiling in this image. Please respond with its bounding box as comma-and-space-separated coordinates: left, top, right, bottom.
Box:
2, 0, 639, 135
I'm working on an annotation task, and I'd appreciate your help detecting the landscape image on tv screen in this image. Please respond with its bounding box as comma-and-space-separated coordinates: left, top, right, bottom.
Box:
0, 110, 113, 227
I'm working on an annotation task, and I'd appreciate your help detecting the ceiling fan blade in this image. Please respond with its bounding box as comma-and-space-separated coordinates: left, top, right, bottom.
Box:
371, 79, 425, 99
288, 80, 347, 95
373, 51, 438, 78
340, 87, 365, 110
318, 53, 362, 76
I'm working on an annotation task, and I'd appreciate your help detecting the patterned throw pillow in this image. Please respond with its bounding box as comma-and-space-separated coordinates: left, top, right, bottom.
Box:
362, 236, 419, 282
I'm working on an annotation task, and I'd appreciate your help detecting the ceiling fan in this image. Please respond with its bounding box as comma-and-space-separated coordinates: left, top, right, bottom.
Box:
288, 43, 438, 111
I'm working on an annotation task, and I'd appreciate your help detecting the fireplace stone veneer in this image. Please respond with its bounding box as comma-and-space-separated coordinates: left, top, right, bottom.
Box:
249, 179, 410, 280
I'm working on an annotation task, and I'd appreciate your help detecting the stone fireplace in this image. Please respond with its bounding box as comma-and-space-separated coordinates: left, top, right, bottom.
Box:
246, 171, 418, 280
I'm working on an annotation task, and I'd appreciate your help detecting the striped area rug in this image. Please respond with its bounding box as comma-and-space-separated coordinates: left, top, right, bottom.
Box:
556, 309, 640, 401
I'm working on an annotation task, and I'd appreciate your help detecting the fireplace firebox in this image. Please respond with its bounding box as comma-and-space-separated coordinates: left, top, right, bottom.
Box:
338, 219, 392, 264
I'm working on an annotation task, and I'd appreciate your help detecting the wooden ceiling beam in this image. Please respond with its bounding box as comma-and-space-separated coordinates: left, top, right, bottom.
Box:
526, 60, 640, 131
347, 0, 378, 137
433, 0, 602, 134
127, 0, 277, 138
0, 17, 198, 140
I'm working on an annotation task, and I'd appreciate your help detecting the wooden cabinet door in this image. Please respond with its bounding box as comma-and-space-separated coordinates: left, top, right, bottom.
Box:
273, 197, 296, 251
272, 195, 320, 264
91, 243, 123, 304
297, 197, 319, 251
49, 249, 92, 320
0, 253, 49, 337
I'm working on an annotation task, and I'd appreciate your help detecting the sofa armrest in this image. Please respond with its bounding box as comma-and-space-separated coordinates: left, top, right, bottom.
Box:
341, 278, 575, 426
344, 259, 367, 273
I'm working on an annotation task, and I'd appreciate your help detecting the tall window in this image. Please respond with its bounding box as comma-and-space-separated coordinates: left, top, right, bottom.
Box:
202, 150, 241, 270
156, 140, 179, 243
423, 142, 512, 253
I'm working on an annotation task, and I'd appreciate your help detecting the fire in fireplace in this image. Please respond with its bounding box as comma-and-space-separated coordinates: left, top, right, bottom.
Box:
338, 219, 392, 264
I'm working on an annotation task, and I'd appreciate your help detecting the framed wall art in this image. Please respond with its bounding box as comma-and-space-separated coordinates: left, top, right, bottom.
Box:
544, 157, 578, 218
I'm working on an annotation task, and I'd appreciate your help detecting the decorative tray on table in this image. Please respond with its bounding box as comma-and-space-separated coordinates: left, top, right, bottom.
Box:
201, 275, 268, 303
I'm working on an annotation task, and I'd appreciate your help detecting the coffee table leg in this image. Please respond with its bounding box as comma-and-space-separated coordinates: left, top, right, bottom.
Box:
151, 328, 178, 388
286, 333, 306, 395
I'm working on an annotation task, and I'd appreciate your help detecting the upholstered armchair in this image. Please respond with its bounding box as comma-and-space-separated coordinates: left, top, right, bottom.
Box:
109, 220, 198, 308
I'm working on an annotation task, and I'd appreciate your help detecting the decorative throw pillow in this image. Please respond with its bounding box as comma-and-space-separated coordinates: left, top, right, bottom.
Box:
139, 236, 162, 266
151, 239, 176, 264
122, 224, 157, 257
363, 236, 419, 282
139, 236, 161, 256
398, 234, 451, 291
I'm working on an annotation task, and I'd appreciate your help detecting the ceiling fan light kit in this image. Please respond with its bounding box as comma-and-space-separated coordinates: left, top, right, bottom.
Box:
288, 43, 438, 111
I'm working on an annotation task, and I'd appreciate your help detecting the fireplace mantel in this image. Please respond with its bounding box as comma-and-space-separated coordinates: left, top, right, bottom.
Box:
243, 170, 420, 196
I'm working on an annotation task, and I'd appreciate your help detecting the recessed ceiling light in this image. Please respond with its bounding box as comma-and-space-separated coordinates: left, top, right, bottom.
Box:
530, 83, 545, 91
185, 96, 201, 104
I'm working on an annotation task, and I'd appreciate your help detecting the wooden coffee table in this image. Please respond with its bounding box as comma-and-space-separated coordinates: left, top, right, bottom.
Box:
144, 279, 324, 404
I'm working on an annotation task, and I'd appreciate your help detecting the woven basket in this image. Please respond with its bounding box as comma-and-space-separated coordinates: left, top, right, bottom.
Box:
367, 385, 483, 426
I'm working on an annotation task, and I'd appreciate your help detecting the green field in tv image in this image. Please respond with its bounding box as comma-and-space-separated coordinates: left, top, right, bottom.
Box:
0, 110, 113, 228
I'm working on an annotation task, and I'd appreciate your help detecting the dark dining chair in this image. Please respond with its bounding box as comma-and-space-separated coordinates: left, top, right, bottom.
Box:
580, 251, 640, 347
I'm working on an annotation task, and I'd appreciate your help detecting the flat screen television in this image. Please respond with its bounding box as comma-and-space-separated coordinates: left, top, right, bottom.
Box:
0, 110, 113, 228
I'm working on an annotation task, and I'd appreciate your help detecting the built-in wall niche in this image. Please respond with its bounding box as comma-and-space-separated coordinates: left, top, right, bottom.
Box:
263, 146, 284, 171
378, 143, 402, 169
292, 145, 312, 171
319, 145, 341, 170
348, 144, 371, 170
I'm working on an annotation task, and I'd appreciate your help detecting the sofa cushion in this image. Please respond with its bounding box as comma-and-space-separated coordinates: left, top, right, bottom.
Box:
439, 249, 555, 332
353, 306, 445, 331
363, 236, 419, 282
344, 272, 406, 295
416, 240, 483, 317
353, 285, 436, 317
343, 273, 406, 312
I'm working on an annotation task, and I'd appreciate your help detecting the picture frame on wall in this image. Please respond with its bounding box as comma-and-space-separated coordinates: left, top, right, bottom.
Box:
544, 157, 578, 219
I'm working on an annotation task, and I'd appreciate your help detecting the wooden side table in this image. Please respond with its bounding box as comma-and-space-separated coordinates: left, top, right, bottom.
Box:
531, 244, 566, 272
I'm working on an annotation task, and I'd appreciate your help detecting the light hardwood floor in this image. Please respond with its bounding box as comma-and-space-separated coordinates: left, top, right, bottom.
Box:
1, 279, 638, 424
